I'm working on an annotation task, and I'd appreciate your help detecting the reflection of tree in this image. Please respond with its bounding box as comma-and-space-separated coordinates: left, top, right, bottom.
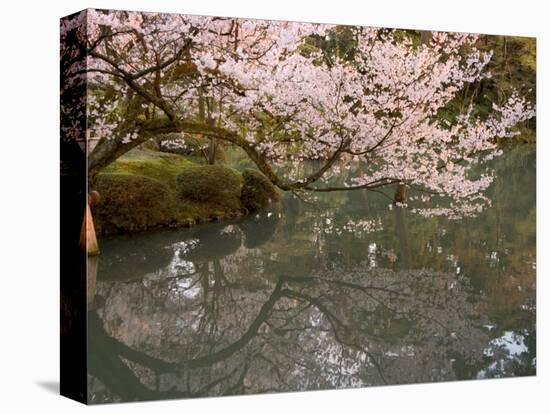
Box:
239, 213, 280, 249
89, 147, 535, 402
98, 211, 279, 281
89, 260, 514, 402
310, 147, 536, 358
87, 311, 183, 403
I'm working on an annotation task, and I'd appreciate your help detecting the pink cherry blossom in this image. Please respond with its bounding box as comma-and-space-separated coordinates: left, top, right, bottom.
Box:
61, 10, 535, 217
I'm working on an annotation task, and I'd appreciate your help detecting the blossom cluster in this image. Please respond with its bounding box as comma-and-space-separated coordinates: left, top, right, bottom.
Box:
61, 10, 536, 218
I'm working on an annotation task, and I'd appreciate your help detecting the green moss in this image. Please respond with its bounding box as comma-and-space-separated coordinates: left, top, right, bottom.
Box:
96, 150, 246, 233
240, 168, 280, 212
176, 164, 243, 211
94, 173, 177, 236
173, 200, 239, 224
102, 148, 193, 189
93, 149, 281, 235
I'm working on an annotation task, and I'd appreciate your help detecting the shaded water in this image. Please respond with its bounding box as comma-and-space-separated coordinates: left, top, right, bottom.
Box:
87, 146, 536, 403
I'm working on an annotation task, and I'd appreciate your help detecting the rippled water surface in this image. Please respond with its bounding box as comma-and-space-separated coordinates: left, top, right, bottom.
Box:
87, 146, 536, 403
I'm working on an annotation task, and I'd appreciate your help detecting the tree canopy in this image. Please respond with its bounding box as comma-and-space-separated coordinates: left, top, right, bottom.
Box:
61, 9, 535, 218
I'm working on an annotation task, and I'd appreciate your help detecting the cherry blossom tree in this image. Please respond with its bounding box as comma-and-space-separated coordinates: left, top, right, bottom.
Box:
61, 9, 535, 217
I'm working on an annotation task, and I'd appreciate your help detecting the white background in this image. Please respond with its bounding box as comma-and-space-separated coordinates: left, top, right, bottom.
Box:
0, 0, 547, 412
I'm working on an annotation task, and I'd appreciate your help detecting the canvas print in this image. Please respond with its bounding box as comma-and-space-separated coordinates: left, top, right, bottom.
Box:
60, 8, 536, 404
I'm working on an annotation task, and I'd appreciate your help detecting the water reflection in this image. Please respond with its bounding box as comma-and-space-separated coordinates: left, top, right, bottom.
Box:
88, 146, 535, 403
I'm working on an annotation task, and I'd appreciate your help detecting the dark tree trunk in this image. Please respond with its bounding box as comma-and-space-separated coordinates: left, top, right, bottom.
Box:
394, 183, 407, 204
207, 139, 217, 165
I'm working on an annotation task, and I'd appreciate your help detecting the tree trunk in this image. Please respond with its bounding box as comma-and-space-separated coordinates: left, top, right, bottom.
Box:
207, 139, 217, 165
394, 183, 407, 204
419, 30, 431, 46
201, 94, 218, 164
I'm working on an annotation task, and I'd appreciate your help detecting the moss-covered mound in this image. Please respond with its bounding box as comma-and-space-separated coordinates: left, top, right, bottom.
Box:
102, 148, 193, 189
176, 164, 243, 211
240, 168, 280, 212
91, 149, 280, 236
94, 173, 177, 235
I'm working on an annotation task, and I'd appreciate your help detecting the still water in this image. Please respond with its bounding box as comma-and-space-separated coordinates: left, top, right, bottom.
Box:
87, 146, 536, 403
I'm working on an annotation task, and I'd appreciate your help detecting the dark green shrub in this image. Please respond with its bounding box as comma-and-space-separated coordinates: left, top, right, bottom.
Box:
94, 173, 177, 235
240, 168, 279, 212
176, 165, 243, 211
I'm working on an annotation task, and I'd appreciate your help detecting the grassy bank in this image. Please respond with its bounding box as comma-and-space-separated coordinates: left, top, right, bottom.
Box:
93, 148, 278, 236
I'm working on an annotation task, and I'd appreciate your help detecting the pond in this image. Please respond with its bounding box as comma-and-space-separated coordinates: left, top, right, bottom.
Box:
87, 145, 536, 403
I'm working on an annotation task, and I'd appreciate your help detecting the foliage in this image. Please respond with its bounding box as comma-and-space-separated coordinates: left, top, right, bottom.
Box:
60, 10, 536, 221
99, 149, 270, 231
95, 149, 279, 232
176, 164, 243, 211
440, 35, 536, 142
94, 173, 176, 235
240, 169, 280, 212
